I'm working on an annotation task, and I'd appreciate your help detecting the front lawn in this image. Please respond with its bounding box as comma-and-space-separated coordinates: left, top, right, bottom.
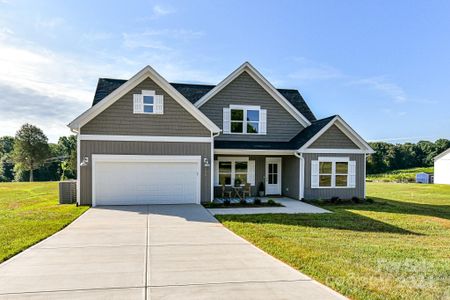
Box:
216, 182, 450, 300
0, 182, 88, 263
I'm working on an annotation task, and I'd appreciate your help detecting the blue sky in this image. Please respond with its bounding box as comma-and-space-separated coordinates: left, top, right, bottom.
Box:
0, 0, 449, 142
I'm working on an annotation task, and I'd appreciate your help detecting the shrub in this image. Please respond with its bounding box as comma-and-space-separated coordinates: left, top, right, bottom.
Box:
352, 196, 361, 203
365, 198, 374, 203
267, 199, 276, 205
253, 198, 261, 205
223, 199, 231, 206
330, 196, 341, 204
240, 199, 247, 205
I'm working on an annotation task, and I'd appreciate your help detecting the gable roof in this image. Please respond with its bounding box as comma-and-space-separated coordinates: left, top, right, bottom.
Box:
213, 115, 374, 154
91, 80, 316, 122
68, 66, 221, 133
194, 62, 312, 127
297, 115, 374, 153
434, 147, 450, 161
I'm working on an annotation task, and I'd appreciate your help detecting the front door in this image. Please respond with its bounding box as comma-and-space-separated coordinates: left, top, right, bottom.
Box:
265, 157, 282, 195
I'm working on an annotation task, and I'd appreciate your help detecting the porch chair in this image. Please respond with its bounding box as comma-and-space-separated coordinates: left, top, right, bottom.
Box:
221, 184, 233, 199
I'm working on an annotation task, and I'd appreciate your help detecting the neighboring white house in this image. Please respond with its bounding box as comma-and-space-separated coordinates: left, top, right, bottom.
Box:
434, 148, 450, 184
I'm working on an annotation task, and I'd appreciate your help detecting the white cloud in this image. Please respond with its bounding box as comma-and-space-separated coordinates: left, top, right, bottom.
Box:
35, 17, 65, 29
152, 4, 174, 18
351, 77, 407, 103
122, 29, 203, 50
0, 28, 219, 142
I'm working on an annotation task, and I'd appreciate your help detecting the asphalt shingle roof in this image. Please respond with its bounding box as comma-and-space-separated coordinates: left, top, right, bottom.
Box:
92, 78, 316, 122
214, 115, 336, 150
90, 78, 332, 150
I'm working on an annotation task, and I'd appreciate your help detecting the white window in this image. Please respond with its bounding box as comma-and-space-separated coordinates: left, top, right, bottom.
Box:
223, 105, 267, 135
214, 157, 255, 186
133, 90, 164, 114
311, 157, 356, 188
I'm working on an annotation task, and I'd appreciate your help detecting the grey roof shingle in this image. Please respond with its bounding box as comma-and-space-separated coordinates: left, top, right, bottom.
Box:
91, 78, 316, 122
214, 115, 336, 150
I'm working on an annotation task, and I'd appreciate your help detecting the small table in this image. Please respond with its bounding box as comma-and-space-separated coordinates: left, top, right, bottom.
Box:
232, 186, 244, 200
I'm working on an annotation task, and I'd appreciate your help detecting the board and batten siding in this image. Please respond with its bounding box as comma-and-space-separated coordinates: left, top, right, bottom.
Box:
282, 155, 300, 199
200, 71, 304, 142
303, 153, 365, 200
213, 155, 299, 198
79, 141, 211, 205
80, 78, 210, 137
308, 125, 359, 149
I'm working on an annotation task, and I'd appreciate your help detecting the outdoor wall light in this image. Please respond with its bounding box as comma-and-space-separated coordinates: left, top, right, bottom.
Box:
80, 157, 89, 167
203, 157, 210, 167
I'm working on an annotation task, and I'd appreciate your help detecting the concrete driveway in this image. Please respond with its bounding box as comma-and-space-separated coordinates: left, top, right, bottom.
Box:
0, 205, 346, 299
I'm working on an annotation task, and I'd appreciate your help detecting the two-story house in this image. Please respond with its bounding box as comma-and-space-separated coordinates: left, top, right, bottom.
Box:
68, 62, 374, 206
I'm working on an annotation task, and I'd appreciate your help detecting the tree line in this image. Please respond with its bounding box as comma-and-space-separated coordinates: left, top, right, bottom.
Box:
0, 124, 76, 182
367, 139, 450, 174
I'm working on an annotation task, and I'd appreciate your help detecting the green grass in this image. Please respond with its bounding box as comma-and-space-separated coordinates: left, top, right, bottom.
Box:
367, 167, 434, 183
216, 182, 450, 300
0, 182, 88, 263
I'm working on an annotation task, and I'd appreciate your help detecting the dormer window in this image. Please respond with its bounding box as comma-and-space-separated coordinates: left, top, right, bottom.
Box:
143, 95, 154, 113
133, 90, 164, 114
223, 105, 267, 135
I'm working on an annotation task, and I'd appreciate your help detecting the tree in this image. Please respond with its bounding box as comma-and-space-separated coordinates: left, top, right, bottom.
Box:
0, 136, 15, 182
57, 135, 77, 179
12, 124, 49, 182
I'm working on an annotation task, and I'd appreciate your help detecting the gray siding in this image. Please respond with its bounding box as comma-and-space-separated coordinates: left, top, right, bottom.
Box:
81, 78, 210, 137
79, 141, 211, 205
308, 125, 359, 149
303, 153, 365, 200
282, 156, 300, 199
213, 155, 299, 198
200, 71, 304, 142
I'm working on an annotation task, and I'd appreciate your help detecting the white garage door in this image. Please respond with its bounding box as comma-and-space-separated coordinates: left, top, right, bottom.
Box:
93, 155, 200, 206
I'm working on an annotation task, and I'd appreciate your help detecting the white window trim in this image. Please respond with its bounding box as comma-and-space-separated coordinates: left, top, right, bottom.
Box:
216, 156, 251, 186
229, 105, 261, 135
316, 157, 350, 189
142, 90, 155, 114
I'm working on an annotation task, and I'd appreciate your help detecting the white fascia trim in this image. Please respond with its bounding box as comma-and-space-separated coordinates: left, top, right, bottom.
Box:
215, 149, 295, 155
75, 130, 80, 205
91, 154, 201, 207
434, 148, 450, 161
68, 65, 220, 133
80, 134, 211, 143
194, 62, 311, 127
318, 156, 350, 162
298, 115, 374, 153
300, 148, 371, 154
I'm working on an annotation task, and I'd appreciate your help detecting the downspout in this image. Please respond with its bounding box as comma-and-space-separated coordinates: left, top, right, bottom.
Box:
210, 131, 221, 202
294, 151, 304, 200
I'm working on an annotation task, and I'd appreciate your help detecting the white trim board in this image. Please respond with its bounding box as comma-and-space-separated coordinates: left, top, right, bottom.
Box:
214, 149, 295, 155
91, 154, 202, 207
194, 62, 311, 128
68, 65, 221, 133
298, 115, 374, 153
300, 148, 370, 154
80, 134, 211, 143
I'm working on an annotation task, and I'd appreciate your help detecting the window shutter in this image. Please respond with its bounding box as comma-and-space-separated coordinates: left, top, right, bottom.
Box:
214, 160, 219, 186
154, 95, 164, 114
349, 161, 356, 188
247, 160, 255, 186
259, 109, 267, 134
311, 160, 319, 188
133, 94, 143, 114
223, 108, 231, 133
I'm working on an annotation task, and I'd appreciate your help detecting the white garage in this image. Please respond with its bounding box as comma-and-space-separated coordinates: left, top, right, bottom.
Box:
92, 155, 201, 206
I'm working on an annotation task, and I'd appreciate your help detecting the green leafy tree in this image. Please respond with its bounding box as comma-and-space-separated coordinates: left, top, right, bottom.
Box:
0, 136, 15, 181
57, 135, 77, 179
12, 124, 49, 182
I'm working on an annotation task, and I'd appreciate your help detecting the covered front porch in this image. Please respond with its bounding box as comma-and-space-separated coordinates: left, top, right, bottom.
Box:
213, 153, 301, 200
